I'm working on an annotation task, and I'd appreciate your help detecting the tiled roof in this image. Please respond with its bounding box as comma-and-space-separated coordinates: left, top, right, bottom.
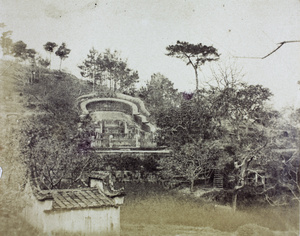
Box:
29, 177, 53, 201
89, 171, 110, 180
29, 173, 124, 211
89, 171, 126, 198
50, 188, 117, 210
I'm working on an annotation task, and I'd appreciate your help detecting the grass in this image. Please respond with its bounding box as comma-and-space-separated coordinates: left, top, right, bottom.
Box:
1, 182, 298, 235
121, 183, 299, 235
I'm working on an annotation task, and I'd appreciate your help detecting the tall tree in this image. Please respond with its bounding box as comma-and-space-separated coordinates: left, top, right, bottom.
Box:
100, 49, 139, 92
0, 31, 13, 55
26, 49, 37, 65
139, 73, 179, 119
166, 41, 220, 92
43, 42, 57, 69
37, 56, 50, 68
101, 49, 121, 90
12, 40, 27, 59
55, 42, 71, 71
118, 68, 139, 95
156, 62, 277, 209
78, 48, 104, 91
79, 48, 139, 93
104, 49, 139, 93
159, 139, 223, 192
210, 76, 274, 211
156, 95, 217, 148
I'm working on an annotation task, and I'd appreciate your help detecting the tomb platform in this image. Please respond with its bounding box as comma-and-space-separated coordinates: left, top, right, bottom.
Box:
77, 92, 170, 156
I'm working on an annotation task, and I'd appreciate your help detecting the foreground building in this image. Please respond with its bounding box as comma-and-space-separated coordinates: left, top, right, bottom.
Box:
22, 173, 124, 235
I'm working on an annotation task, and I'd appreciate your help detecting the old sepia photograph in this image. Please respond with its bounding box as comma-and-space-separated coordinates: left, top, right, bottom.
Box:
0, 0, 299, 235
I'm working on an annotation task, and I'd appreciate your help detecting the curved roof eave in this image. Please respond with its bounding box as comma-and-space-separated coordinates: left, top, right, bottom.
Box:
80, 98, 139, 116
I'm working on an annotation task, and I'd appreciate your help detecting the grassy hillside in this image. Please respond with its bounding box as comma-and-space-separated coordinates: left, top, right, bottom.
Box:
121, 183, 299, 235
0, 60, 43, 235
0, 59, 93, 235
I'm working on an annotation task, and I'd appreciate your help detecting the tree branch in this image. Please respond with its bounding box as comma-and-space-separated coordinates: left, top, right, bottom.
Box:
234, 40, 300, 59
75, 156, 91, 182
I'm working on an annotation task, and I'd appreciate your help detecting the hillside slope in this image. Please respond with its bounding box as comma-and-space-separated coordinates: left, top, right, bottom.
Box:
0, 60, 44, 235
0, 60, 92, 235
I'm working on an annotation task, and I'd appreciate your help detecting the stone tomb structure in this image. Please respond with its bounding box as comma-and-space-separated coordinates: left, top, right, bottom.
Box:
78, 93, 160, 150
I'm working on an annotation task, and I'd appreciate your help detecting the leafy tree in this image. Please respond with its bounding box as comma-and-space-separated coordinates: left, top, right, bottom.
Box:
207, 68, 274, 211
78, 48, 104, 91
26, 49, 36, 64
116, 66, 139, 95
261, 108, 300, 206
0, 31, 13, 55
21, 118, 75, 189
166, 41, 220, 92
79, 48, 139, 93
19, 112, 96, 189
263, 149, 299, 206
43, 42, 57, 68
26, 49, 36, 59
55, 42, 71, 71
156, 92, 224, 191
159, 140, 224, 192
37, 56, 50, 68
156, 95, 217, 148
100, 49, 118, 89
138, 73, 179, 119
19, 69, 94, 189
156, 62, 279, 209
12, 40, 27, 59
97, 49, 139, 93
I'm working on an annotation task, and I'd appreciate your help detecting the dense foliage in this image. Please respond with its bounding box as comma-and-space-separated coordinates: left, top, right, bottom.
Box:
0, 30, 13, 55
138, 73, 180, 121
43, 42, 57, 68
55, 42, 71, 70
16, 62, 95, 189
78, 48, 139, 94
141, 63, 299, 208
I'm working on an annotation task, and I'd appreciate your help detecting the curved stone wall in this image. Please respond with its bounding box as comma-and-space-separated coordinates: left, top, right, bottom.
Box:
78, 95, 157, 149
80, 98, 139, 116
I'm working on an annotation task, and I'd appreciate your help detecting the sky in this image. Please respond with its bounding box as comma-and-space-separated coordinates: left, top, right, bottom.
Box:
0, 0, 299, 109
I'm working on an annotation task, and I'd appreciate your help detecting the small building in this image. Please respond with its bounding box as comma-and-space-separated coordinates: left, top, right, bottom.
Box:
22, 174, 125, 235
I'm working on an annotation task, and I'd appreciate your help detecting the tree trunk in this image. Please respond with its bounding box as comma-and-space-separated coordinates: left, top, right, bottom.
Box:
194, 67, 199, 92
232, 190, 238, 212
92, 71, 95, 92
60, 59, 62, 71
38, 67, 40, 81
190, 179, 194, 192
49, 52, 52, 69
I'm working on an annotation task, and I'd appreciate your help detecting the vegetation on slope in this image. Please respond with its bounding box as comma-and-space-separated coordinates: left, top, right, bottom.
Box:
121, 183, 299, 235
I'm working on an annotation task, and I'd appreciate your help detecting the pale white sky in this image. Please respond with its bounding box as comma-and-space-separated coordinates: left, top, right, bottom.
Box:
1, 0, 299, 109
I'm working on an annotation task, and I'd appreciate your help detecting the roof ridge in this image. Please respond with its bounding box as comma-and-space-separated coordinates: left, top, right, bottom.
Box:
51, 187, 98, 192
